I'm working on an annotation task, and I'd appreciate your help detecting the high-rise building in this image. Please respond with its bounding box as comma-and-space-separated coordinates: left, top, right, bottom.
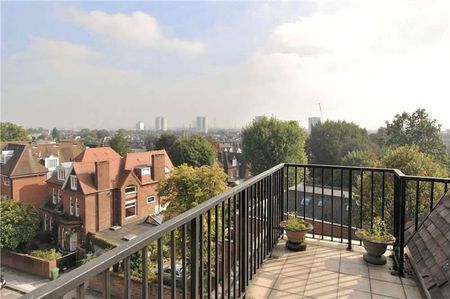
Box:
136, 121, 145, 131
196, 116, 208, 134
308, 117, 321, 133
155, 116, 167, 131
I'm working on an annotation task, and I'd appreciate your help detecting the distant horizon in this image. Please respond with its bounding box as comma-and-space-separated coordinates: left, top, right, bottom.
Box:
2, 1, 450, 130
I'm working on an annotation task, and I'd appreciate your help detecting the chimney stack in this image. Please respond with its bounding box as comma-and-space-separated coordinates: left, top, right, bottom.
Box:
152, 153, 165, 181
95, 161, 110, 190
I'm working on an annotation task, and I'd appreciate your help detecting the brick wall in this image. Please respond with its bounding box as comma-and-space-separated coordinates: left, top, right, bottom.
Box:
10, 175, 49, 208
1, 250, 56, 278
97, 191, 113, 231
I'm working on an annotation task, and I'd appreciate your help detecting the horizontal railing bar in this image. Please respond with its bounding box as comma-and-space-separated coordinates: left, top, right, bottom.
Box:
24, 163, 285, 298
401, 175, 450, 183
284, 163, 396, 173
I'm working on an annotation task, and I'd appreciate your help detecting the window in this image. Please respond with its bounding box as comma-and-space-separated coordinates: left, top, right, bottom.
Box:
52, 188, 57, 204
70, 197, 74, 215
75, 199, 80, 217
2, 176, 10, 186
318, 200, 323, 207
70, 175, 77, 191
165, 166, 170, 174
141, 167, 151, 176
44, 214, 48, 231
147, 195, 155, 204
125, 185, 136, 194
49, 216, 53, 231
45, 156, 59, 171
57, 167, 65, 181
0, 150, 14, 164
125, 200, 136, 218
57, 189, 62, 203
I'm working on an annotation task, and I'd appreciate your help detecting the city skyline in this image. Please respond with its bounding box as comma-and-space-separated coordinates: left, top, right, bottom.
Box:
2, 1, 450, 130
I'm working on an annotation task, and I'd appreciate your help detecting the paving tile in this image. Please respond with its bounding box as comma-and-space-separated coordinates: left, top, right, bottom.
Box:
403, 285, 423, 299
338, 273, 371, 292
371, 279, 406, 299
312, 257, 340, 271
258, 260, 285, 275
339, 261, 369, 277
304, 280, 338, 299
400, 277, 418, 287
268, 289, 304, 299
368, 267, 401, 284
280, 264, 310, 279
340, 253, 365, 265
337, 287, 372, 299
250, 271, 278, 288
372, 294, 400, 299
245, 285, 271, 299
272, 275, 308, 294
308, 269, 339, 285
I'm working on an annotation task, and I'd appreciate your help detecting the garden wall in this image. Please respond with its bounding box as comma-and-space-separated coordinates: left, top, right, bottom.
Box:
1, 250, 56, 278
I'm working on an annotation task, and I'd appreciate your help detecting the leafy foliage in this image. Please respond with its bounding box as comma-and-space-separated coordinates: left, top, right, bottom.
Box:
0, 200, 40, 249
109, 131, 130, 156
169, 135, 216, 167
51, 127, 61, 140
307, 120, 372, 165
155, 134, 178, 151
30, 248, 62, 261
280, 213, 312, 231
342, 150, 377, 167
242, 117, 308, 175
384, 108, 449, 166
0, 122, 29, 141
356, 217, 395, 243
158, 164, 228, 219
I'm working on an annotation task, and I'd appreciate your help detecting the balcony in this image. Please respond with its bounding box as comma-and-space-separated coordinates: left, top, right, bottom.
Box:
24, 164, 450, 298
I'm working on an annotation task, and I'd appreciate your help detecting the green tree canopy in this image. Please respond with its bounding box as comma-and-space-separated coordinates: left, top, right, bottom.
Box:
0, 122, 29, 142
307, 120, 372, 165
242, 117, 308, 175
109, 131, 130, 156
158, 164, 228, 219
384, 109, 448, 165
342, 150, 377, 167
51, 127, 61, 140
0, 200, 40, 250
155, 134, 178, 152
169, 135, 216, 167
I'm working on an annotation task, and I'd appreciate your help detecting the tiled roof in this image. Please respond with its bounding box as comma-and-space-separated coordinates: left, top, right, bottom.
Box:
407, 190, 450, 299
74, 147, 121, 162
0, 142, 84, 177
72, 160, 122, 194
122, 150, 173, 171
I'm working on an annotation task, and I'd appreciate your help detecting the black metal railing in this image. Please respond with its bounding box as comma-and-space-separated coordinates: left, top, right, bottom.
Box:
24, 163, 449, 298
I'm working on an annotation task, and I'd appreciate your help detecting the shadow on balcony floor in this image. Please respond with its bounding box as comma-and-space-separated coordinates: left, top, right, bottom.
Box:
246, 239, 423, 299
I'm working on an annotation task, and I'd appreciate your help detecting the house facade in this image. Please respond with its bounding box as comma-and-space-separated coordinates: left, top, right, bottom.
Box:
0, 142, 85, 207
41, 148, 173, 252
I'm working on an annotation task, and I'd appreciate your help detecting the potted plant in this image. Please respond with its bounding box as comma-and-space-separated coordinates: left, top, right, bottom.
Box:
355, 217, 396, 265
280, 213, 313, 251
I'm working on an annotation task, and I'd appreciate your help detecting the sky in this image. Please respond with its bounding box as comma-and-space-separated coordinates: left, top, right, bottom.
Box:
2, 1, 450, 131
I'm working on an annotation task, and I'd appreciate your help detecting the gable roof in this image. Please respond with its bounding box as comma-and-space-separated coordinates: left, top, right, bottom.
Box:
122, 150, 173, 171
0, 142, 85, 177
407, 190, 450, 299
74, 147, 121, 162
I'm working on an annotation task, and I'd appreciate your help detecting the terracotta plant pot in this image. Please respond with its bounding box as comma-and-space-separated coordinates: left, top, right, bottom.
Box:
280, 220, 313, 251
355, 230, 395, 265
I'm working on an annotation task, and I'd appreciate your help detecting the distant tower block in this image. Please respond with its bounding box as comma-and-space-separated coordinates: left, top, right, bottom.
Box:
196, 116, 208, 134
155, 116, 167, 131
308, 117, 321, 133
136, 121, 145, 131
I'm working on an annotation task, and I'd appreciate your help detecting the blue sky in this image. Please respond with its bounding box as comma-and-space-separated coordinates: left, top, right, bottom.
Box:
2, 1, 450, 130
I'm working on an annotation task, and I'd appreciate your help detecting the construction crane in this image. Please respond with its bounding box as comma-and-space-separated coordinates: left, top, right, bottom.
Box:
318, 103, 323, 119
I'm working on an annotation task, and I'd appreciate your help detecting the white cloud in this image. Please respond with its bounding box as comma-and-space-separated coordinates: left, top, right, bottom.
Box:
64, 7, 206, 55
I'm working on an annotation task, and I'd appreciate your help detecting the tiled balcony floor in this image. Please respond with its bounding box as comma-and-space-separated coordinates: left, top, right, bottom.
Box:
245, 239, 423, 299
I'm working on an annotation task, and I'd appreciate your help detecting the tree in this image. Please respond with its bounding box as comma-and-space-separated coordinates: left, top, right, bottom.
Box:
0, 122, 29, 141
342, 150, 377, 167
109, 132, 130, 156
0, 200, 40, 250
307, 120, 372, 165
158, 164, 228, 219
385, 109, 449, 165
155, 134, 178, 152
143, 134, 158, 151
51, 127, 61, 140
242, 117, 308, 175
170, 135, 216, 167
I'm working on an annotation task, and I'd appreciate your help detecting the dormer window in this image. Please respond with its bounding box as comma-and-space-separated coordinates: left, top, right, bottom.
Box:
141, 167, 151, 177
125, 185, 136, 194
231, 157, 238, 167
57, 167, 65, 181
0, 150, 14, 164
45, 155, 59, 171
2, 176, 10, 186
70, 175, 78, 191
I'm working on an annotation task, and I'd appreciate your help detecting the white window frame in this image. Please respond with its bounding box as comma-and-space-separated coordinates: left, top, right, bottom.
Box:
52, 188, 57, 204
147, 195, 156, 204
2, 176, 10, 186
70, 175, 77, 191
49, 216, 53, 231
125, 185, 136, 194
57, 189, 62, 203
70, 197, 74, 215
57, 167, 65, 181
45, 157, 59, 171
125, 199, 137, 219
75, 198, 80, 217
141, 167, 151, 176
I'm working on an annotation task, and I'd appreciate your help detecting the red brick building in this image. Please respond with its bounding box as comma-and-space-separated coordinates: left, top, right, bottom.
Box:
41, 148, 173, 251
0, 142, 85, 207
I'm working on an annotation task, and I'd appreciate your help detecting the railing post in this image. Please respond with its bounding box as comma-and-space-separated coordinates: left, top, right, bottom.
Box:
239, 189, 248, 295
398, 178, 406, 276
190, 217, 199, 298
347, 169, 352, 250
280, 167, 285, 226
